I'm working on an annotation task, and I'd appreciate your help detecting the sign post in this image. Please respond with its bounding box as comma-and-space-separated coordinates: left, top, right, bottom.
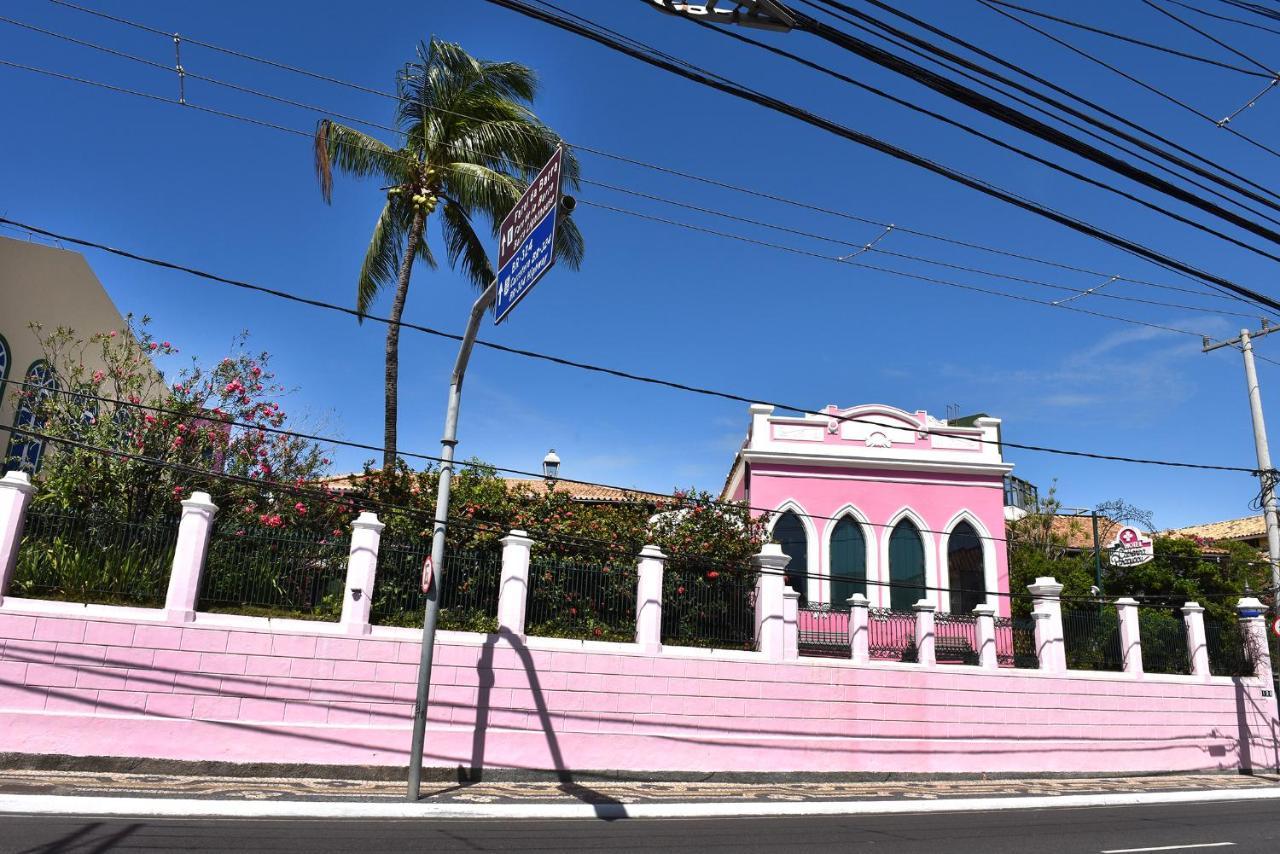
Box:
406, 147, 566, 802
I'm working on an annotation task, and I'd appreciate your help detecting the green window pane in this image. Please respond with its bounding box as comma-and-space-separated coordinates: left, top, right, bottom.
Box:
773, 510, 807, 606
888, 519, 925, 611
830, 517, 866, 604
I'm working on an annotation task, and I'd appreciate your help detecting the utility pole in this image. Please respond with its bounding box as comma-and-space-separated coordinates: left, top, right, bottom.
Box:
1204, 322, 1280, 615
406, 280, 496, 802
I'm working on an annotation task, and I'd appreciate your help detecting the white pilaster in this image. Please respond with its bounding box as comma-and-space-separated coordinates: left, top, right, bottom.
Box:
1116, 597, 1143, 676
339, 512, 384, 636
164, 491, 218, 623
848, 593, 870, 663
914, 599, 937, 666
754, 543, 791, 661
1028, 577, 1066, 672
634, 544, 666, 654
973, 603, 997, 669
0, 471, 36, 604
1181, 601, 1209, 680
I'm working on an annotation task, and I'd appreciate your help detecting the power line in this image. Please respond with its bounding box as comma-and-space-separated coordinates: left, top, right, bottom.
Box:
14, 3, 1268, 311
0, 214, 1269, 475
482, 0, 1280, 318
973, 0, 1280, 161
982, 0, 1273, 77
1165, 0, 1280, 38
1143, 0, 1278, 76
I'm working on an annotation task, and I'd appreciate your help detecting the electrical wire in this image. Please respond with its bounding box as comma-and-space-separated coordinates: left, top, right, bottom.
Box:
15, 3, 1269, 310
0, 214, 1269, 476
983, 0, 1273, 77
1143, 0, 1279, 76
1166, 0, 1280, 38
481, 0, 1280, 319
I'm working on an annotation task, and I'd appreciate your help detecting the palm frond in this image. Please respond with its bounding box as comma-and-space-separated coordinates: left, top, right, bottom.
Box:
439, 200, 495, 290
355, 200, 407, 318
313, 119, 406, 203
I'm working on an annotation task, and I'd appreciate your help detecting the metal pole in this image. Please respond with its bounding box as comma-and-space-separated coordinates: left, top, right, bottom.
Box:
407, 280, 496, 802
1091, 510, 1102, 592
1240, 329, 1280, 617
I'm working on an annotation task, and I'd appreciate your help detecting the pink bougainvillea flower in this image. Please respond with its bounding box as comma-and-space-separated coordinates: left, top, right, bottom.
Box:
294, 502, 306, 513
705, 571, 720, 580
91, 370, 105, 383
148, 342, 159, 351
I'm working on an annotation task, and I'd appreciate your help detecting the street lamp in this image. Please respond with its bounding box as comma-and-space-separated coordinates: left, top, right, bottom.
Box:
542, 449, 560, 482
646, 0, 796, 31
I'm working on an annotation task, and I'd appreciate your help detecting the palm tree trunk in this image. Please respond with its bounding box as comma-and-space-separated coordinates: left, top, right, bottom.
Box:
382, 208, 426, 471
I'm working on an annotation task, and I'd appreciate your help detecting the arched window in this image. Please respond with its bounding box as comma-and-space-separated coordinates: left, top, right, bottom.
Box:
888, 518, 926, 611
0, 334, 10, 413
773, 510, 808, 605
5, 360, 58, 473
830, 516, 867, 605
948, 521, 986, 613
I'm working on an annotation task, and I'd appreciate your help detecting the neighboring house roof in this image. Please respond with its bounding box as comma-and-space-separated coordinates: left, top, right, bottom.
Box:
314, 473, 665, 505
1168, 514, 1267, 543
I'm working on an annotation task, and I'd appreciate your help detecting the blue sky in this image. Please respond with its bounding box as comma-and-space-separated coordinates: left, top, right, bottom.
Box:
3, 0, 1280, 529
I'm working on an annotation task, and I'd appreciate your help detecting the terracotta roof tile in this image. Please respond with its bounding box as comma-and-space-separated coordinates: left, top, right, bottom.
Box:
1169, 514, 1267, 542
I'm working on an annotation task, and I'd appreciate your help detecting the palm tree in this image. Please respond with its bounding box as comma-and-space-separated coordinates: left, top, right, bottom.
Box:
315, 38, 583, 469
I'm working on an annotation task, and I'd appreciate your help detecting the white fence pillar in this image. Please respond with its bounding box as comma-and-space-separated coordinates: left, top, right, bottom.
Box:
783, 588, 800, 660
339, 512, 384, 636
848, 593, 870, 663
0, 471, 36, 604
914, 600, 937, 666
1116, 597, 1143, 676
1238, 597, 1273, 681
754, 543, 790, 661
1181, 601, 1210, 680
973, 603, 997, 669
634, 544, 666, 654
164, 491, 217, 623
1028, 577, 1066, 672
498, 530, 533, 639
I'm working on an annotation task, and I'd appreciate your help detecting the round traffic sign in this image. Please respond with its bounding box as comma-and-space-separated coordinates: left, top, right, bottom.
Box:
421, 555, 434, 594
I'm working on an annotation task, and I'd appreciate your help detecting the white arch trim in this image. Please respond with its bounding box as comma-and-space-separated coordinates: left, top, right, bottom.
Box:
880, 506, 939, 610
822, 503, 877, 608
768, 499, 821, 603
939, 510, 999, 613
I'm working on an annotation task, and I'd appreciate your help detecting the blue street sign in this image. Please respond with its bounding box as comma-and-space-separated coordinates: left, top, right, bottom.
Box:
494, 147, 563, 325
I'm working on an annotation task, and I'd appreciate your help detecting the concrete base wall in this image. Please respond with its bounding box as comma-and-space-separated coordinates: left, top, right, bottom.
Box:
1, 603, 1276, 775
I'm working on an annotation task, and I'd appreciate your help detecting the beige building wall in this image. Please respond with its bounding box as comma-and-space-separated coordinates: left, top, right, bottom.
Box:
0, 235, 131, 461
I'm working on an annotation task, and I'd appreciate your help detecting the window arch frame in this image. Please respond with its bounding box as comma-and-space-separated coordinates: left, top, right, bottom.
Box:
823, 504, 875, 608
768, 500, 818, 605
939, 510, 999, 613
879, 506, 937, 610
5, 359, 59, 473
0, 333, 11, 415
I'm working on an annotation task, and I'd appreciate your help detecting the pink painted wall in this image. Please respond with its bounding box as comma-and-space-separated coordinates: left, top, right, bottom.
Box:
750, 464, 1010, 615
1, 606, 1275, 774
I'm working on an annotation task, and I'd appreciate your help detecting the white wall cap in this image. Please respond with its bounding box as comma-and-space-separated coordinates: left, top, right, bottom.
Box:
1237, 596, 1265, 612
1027, 577, 1063, 596
501, 529, 533, 546
351, 511, 385, 533
913, 599, 938, 612
752, 542, 791, 570
0, 470, 35, 494
749, 403, 775, 415
1180, 601, 1205, 614
847, 593, 870, 607
181, 492, 218, 512
782, 588, 801, 599
638, 544, 667, 560
971, 604, 996, 616
1114, 597, 1140, 607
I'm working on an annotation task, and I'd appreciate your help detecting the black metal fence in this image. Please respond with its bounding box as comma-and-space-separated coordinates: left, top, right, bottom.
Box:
994, 616, 1039, 668
1138, 608, 1190, 675
370, 541, 501, 632
1206, 619, 1255, 678
869, 608, 917, 662
12, 508, 178, 607
525, 555, 635, 642
199, 526, 349, 619
663, 568, 757, 650
934, 612, 979, 665
1062, 607, 1123, 671
797, 604, 849, 658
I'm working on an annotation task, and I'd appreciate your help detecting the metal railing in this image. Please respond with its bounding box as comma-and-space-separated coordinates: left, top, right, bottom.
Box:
868, 608, 917, 662
1205, 620, 1255, 678
1062, 607, 1124, 672
12, 507, 178, 607
370, 542, 500, 632
1138, 608, 1190, 675
662, 567, 757, 651
994, 616, 1039, 668
525, 555, 635, 642
797, 604, 849, 658
934, 612, 979, 665
199, 525, 349, 619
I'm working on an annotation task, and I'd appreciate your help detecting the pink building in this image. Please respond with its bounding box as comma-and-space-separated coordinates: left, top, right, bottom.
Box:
723, 403, 1010, 616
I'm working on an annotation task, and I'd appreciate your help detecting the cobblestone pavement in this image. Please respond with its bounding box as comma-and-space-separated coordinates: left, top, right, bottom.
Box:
0, 769, 1276, 805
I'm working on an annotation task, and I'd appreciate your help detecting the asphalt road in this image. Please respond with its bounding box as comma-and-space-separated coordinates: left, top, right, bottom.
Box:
2, 799, 1279, 853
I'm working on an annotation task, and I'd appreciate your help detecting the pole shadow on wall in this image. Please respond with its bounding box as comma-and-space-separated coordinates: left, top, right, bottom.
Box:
460, 628, 626, 819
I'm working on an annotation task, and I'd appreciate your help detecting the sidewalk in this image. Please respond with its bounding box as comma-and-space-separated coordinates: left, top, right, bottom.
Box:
1, 767, 1278, 814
